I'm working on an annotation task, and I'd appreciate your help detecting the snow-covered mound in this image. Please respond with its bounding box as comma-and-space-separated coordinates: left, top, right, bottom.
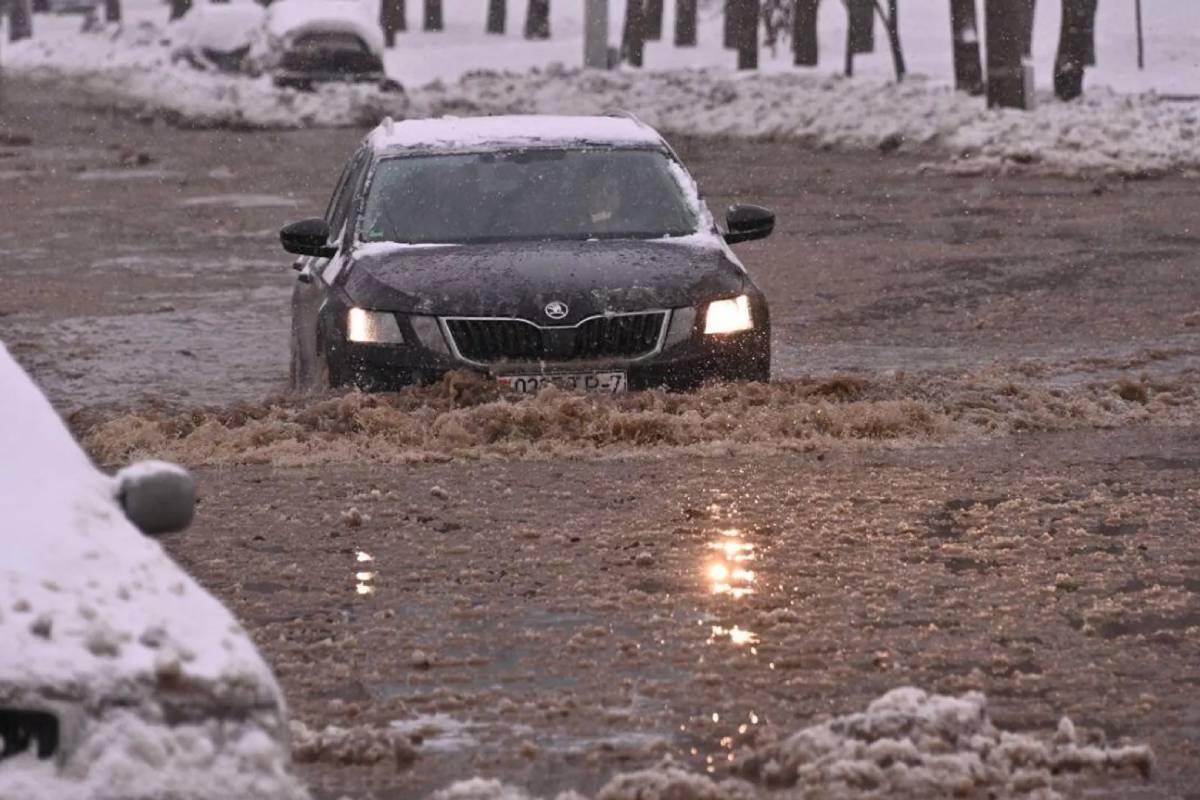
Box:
5, 20, 1199, 176
0, 341, 305, 800
433, 688, 1152, 800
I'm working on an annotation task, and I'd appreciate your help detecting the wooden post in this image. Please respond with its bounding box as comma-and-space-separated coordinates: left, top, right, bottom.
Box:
9, 0, 33, 41
621, 0, 645, 65
524, 0, 550, 39
949, 0, 983, 94
1053, 0, 1097, 100
674, 0, 696, 46
792, 0, 818, 66
486, 0, 505, 34
423, 0, 442, 31
381, 0, 406, 46
985, 0, 1033, 108
1017, 0, 1035, 56
1135, 0, 1144, 69
731, 0, 758, 70
644, 0, 663, 40
584, 0, 607, 67
848, 0, 873, 54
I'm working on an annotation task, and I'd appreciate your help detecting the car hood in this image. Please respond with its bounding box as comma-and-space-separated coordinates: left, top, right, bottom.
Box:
341, 234, 746, 322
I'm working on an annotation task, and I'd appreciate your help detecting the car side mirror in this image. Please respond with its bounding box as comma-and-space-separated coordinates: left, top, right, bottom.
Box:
116, 461, 196, 536
281, 218, 337, 258
724, 204, 775, 244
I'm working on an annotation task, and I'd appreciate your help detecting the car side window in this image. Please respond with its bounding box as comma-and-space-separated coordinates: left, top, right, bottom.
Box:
327, 150, 370, 241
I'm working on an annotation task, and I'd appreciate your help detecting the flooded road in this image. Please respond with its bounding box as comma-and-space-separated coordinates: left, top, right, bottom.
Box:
3, 76, 1199, 799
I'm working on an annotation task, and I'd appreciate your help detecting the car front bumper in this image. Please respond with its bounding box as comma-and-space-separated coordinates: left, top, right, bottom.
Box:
329, 325, 771, 392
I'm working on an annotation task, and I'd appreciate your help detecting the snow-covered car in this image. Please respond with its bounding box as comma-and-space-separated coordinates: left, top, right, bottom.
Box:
175, 0, 267, 73
0, 343, 304, 800
259, 0, 396, 90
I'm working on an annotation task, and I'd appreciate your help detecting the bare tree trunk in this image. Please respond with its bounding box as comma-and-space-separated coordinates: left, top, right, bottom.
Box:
9, 0, 33, 41
104, 0, 121, 23
423, 0, 442, 30
723, 0, 734, 48
621, 0, 645, 65
524, 0, 550, 38
486, 0, 505, 33
674, 0, 696, 45
985, 0, 1033, 108
949, 0, 983, 94
847, 0, 873, 53
1017, 0, 1035, 55
874, 0, 905, 80
732, 0, 758, 69
381, 0, 406, 46
644, 0, 663, 40
792, 0, 818, 65
169, 0, 192, 21
1054, 0, 1097, 100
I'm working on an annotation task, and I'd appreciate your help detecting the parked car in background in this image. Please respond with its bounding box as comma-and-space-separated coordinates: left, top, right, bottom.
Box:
260, 0, 397, 90
174, 0, 397, 90
0, 342, 303, 800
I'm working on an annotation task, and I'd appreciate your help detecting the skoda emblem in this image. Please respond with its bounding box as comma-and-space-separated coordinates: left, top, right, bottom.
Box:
544, 301, 569, 321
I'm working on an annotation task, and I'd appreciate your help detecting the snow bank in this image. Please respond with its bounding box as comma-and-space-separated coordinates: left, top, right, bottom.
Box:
0, 340, 304, 799
6, 20, 1199, 176
434, 688, 1152, 800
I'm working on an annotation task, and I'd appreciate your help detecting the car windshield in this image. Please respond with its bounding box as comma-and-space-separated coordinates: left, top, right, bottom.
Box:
291, 32, 368, 54
359, 148, 700, 245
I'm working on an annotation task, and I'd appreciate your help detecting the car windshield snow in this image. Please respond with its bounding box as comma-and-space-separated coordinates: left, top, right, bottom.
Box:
359, 148, 700, 245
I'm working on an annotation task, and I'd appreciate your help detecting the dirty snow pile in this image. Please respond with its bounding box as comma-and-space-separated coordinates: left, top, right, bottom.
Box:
289, 719, 417, 768
0, 342, 305, 800
76, 368, 1200, 467
6, 20, 1200, 176
434, 688, 1152, 800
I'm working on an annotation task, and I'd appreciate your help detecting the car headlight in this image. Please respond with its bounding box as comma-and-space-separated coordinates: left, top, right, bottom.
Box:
347, 308, 404, 344
704, 295, 753, 335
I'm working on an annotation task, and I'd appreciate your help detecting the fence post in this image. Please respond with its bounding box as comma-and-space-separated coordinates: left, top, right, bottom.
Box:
984, 0, 1034, 108
584, 0, 607, 67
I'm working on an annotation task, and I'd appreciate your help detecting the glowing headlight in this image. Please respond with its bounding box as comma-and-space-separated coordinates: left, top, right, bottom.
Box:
347, 308, 404, 344
704, 295, 753, 335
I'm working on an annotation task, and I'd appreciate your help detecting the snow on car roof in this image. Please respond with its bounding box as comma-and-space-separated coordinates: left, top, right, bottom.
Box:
367, 114, 666, 154
266, 0, 384, 56
0, 341, 280, 708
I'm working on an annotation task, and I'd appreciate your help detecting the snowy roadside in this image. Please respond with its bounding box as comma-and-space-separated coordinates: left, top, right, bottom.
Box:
6, 21, 1200, 177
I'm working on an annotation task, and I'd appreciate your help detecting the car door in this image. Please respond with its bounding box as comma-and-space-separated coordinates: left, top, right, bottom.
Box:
289, 148, 371, 388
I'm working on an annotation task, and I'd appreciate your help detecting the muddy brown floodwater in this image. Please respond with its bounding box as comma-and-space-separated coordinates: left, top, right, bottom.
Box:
2, 76, 1200, 799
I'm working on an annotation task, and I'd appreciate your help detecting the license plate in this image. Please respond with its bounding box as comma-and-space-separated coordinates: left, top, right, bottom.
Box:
498, 371, 627, 394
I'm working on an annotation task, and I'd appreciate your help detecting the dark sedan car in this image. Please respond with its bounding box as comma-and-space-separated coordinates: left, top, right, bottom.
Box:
281, 114, 775, 394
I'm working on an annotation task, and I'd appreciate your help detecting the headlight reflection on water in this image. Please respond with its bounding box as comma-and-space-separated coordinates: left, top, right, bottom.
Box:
355, 550, 377, 595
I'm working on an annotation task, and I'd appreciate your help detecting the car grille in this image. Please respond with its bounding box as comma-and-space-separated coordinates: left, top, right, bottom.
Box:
0, 708, 59, 761
445, 313, 666, 363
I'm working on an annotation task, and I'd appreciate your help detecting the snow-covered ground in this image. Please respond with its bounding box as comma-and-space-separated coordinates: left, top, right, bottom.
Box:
3, 0, 1198, 175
